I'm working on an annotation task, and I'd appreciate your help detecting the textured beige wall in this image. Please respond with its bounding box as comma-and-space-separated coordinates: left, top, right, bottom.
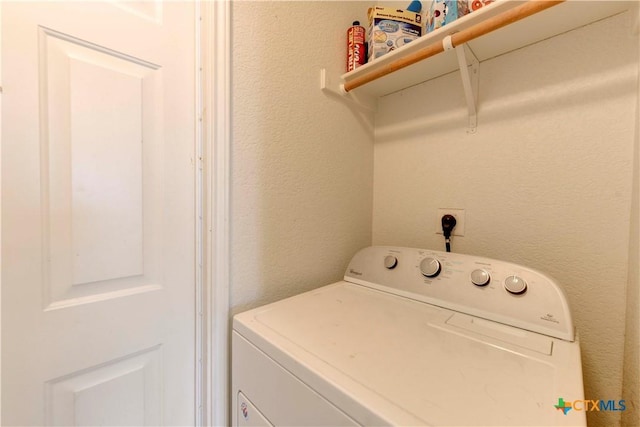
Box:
622, 79, 639, 427
230, 1, 374, 315
372, 12, 638, 427
622, 6, 640, 426
231, 2, 639, 425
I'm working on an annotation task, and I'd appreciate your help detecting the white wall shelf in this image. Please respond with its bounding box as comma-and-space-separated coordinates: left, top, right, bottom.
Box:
321, 0, 632, 123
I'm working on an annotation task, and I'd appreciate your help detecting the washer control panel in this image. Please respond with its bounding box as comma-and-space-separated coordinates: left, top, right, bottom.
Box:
344, 246, 574, 341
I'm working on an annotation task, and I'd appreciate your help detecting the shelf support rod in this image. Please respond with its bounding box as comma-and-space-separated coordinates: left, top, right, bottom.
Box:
343, 0, 564, 93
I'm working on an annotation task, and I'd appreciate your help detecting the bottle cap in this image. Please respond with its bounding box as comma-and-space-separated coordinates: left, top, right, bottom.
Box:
406, 1, 422, 12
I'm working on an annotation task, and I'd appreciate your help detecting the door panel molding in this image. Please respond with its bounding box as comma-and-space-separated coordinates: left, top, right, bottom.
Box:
38, 26, 165, 310
45, 345, 162, 426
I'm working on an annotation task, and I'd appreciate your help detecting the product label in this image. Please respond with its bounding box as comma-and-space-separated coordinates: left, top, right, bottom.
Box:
367, 6, 422, 60
347, 25, 366, 72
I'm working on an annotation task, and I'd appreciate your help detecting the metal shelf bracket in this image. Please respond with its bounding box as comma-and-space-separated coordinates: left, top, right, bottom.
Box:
445, 38, 479, 133
320, 68, 377, 114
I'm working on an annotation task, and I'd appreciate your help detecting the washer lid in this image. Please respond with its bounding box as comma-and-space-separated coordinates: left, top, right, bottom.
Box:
234, 282, 585, 426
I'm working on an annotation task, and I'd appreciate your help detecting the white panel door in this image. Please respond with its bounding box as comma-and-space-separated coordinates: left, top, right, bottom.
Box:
1, 2, 196, 425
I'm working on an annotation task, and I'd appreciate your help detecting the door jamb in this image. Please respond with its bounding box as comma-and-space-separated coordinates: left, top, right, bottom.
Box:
0, 2, 4, 420
200, 1, 231, 426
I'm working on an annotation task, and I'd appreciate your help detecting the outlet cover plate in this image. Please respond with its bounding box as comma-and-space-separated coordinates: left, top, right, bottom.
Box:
436, 208, 465, 237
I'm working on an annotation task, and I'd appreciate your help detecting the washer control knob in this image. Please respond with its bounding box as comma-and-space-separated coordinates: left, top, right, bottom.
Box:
470, 269, 490, 286
504, 275, 527, 295
420, 257, 441, 278
384, 255, 398, 269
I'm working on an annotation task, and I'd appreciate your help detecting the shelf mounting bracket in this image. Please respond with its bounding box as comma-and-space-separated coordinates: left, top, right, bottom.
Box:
445, 37, 479, 133
320, 68, 377, 114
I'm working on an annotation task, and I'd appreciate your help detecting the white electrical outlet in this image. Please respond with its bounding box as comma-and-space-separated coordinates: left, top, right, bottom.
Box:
436, 208, 465, 236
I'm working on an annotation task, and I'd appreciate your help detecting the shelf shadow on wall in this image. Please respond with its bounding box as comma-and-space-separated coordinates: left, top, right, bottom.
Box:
375, 64, 638, 144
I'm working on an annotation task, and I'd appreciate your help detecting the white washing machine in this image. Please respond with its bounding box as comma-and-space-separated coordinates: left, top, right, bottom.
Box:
232, 246, 586, 426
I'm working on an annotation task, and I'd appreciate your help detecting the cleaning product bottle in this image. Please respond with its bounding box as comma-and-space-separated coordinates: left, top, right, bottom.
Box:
346, 21, 366, 72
